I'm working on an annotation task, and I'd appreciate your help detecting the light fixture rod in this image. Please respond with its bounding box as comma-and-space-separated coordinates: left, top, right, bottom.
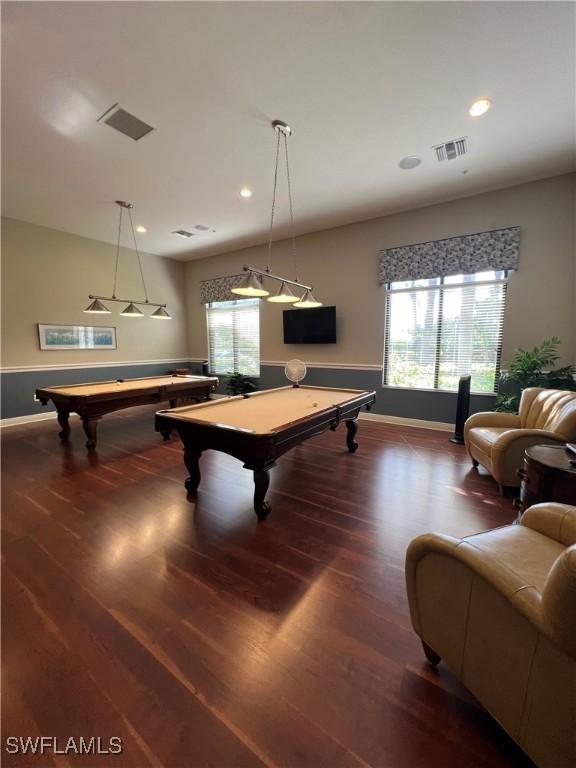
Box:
283, 129, 298, 282
266, 128, 281, 273
242, 266, 312, 292
112, 202, 123, 299
88, 294, 167, 308
126, 204, 150, 303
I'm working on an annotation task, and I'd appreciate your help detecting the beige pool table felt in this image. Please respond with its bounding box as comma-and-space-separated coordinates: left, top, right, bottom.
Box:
165, 386, 367, 433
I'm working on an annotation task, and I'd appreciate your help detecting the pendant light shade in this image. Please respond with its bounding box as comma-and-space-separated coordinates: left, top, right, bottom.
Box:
150, 306, 172, 319
231, 271, 269, 297
294, 289, 323, 309
84, 298, 111, 314
120, 302, 144, 317
267, 281, 299, 303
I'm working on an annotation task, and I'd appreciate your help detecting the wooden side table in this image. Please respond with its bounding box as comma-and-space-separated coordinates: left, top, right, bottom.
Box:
516, 444, 576, 517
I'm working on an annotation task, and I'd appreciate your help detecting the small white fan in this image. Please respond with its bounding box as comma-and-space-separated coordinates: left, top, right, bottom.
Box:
285, 359, 307, 386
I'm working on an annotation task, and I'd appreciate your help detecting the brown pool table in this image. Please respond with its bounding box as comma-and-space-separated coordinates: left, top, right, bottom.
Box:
155, 385, 376, 520
36, 374, 218, 449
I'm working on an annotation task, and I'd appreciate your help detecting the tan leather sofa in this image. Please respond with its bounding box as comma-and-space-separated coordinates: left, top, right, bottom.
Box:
464, 388, 576, 492
406, 503, 576, 768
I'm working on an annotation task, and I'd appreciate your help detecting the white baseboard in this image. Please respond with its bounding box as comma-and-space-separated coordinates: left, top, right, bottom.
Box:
1, 412, 58, 428
359, 411, 453, 432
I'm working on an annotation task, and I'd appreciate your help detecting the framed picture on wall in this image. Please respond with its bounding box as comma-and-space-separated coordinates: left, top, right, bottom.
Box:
38, 324, 117, 350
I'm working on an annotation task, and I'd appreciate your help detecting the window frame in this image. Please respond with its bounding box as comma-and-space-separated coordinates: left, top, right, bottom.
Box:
205, 298, 261, 377
382, 271, 509, 395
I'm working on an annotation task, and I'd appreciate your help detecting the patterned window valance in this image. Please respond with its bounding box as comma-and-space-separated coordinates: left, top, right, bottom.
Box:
200, 275, 245, 304
378, 226, 520, 285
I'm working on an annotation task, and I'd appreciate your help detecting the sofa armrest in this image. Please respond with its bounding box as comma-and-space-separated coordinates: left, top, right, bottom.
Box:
405, 533, 461, 635
493, 429, 566, 450
406, 527, 576, 661
489, 430, 566, 484
464, 411, 520, 446
406, 530, 543, 636
542, 546, 576, 660
521, 503, 576, 547
406, 531, 542, 632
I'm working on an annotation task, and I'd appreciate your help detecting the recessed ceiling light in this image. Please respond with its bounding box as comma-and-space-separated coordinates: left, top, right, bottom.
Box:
469, 98, 492, 117
398, 156, 422, 170
240, 187, 252, 198
136, 225, 146, 233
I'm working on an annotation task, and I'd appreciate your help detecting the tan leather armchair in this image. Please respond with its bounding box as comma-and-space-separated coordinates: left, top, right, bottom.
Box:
464, 388, 576, 491
406, 503, 576, 768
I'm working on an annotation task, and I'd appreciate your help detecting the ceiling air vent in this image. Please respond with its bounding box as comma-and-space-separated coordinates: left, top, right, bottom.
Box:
433, 137, 468, 162
172, 230, 195, 238
97, 103, 154, 141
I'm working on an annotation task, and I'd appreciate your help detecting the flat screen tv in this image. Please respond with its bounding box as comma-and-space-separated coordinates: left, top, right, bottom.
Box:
283, 306, 336, 344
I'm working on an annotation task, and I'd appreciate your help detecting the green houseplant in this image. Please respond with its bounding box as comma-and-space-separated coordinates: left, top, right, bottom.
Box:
225, 371, 258, 396
495, 337, 576, 412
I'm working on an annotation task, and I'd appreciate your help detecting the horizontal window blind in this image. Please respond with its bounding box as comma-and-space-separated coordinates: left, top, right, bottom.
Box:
206, 299, 260, 376
384, 271, 507, 393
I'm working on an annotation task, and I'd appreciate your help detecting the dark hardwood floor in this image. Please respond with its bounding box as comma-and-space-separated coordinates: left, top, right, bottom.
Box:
1, 406, 533, 767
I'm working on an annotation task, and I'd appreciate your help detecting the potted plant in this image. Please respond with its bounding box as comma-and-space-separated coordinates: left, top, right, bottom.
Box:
225, 371, 258, 396
495, 337, 576, 412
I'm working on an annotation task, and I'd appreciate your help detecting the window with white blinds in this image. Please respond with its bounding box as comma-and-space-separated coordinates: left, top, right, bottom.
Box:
383, 271, 508, 393
206, 299, 260, 376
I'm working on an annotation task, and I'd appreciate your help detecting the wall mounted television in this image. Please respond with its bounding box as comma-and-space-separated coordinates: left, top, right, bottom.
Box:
283, 306, 337, 344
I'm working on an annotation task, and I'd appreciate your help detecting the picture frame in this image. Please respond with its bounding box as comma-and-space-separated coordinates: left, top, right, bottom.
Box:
38, 324, 117, 351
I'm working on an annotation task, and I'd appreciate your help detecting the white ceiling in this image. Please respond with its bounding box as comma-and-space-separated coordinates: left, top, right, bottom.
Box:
2, 1, 575, 261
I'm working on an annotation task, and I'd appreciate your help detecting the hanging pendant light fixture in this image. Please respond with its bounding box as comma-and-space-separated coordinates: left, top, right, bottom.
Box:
150, 306, 172, 319
84, 200, 171, 319
231, 271, 269, 297
267, 281, 299, 303
230, 120, 322, 308
120, 302, 144, 317
293, 289, 323, 308
84, 297, 111, 314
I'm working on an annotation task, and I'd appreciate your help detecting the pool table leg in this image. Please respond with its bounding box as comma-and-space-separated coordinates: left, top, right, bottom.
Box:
346, 418, 359, 453
56, 410, 71, 442
81, 416, 100, 450
184, 448, 202, 494
253, 468, 271, 521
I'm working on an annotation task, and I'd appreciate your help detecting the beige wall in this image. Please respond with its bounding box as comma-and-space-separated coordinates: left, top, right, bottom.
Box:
3, 173, 574, 373
185, 174, 576, 368
1, 217, 189, 367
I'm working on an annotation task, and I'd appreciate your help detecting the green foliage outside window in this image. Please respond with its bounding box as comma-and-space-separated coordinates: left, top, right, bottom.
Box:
386, 276, 504, 393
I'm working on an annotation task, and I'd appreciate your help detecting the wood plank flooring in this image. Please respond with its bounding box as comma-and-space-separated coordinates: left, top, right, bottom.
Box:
1, 406, 533, 767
